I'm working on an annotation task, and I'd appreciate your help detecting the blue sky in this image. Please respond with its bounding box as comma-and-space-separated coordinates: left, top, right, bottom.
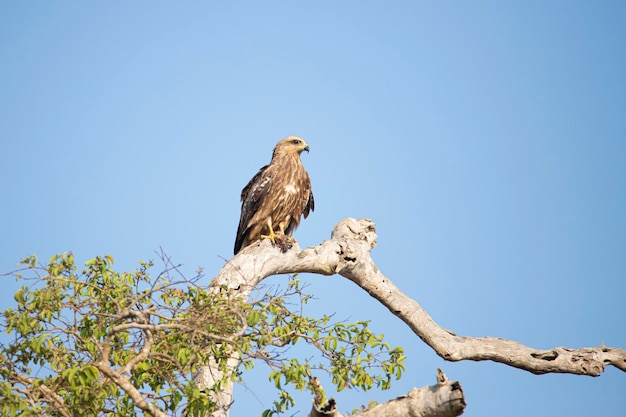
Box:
1, 2, 625, 416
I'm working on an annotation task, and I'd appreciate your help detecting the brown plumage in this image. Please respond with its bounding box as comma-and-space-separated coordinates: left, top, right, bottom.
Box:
234, 136, 314, 254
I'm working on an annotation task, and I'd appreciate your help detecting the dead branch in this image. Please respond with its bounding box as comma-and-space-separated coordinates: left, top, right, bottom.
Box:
216, 218, 626, 377
306, 368, 465, 417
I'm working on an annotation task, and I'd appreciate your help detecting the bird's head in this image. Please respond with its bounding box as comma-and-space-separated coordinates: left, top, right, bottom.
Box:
273, 136, 310, 158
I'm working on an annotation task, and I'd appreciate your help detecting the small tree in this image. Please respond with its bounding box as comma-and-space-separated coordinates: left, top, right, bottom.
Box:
1, 218, 624, 417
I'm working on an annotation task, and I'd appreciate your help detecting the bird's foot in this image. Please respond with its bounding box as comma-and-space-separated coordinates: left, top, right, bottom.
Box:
261, 228, 278, 246
261, 228, 295, 252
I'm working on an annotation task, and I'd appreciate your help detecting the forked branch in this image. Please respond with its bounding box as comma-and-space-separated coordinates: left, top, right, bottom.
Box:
218, 218, 626, 377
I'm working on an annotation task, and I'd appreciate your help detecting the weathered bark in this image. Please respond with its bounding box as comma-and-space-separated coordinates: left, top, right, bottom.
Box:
308, 369, 465, 417
199, 218, 625, 416
192, 356, 239, 417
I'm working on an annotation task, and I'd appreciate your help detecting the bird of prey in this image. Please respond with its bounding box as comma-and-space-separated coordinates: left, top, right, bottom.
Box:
234, 136, 314, 254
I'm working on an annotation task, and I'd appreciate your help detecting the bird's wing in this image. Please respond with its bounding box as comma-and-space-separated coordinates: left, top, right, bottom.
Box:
304, 184, 314, 218
234, 164, 272, 254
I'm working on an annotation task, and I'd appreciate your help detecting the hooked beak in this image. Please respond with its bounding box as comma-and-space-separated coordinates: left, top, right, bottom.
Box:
304, 145, 310, 153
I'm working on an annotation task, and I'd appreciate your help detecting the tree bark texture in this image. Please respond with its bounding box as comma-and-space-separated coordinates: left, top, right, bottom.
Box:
202, 218, 625, 416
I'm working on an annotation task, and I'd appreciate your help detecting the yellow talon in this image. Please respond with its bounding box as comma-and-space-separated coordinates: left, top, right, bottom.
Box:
260, 229, 278, 244
261, 220, 296, 252
261, 219, 279, 244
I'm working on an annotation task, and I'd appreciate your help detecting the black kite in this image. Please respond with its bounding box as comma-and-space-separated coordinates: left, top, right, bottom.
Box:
234, 136, 314, 254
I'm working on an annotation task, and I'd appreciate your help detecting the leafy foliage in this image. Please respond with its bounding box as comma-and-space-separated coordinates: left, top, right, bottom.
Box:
0, 253, 405, 416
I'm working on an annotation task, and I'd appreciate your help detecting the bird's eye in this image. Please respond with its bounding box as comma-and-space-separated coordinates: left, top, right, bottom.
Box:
291, 139, 300, 145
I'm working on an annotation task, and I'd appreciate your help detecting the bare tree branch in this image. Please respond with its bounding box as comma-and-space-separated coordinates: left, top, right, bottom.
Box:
307, 369, 465, 417
357, 369, 465, 417
189, 217, 626, 416
215, 218, 626, 377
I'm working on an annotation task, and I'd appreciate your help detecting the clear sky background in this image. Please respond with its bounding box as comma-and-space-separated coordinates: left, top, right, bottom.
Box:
1, 2, 625, 416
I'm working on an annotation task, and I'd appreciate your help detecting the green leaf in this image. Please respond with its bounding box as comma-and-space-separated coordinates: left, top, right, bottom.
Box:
269, 370, 282, 389
246, 310, 260, 326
